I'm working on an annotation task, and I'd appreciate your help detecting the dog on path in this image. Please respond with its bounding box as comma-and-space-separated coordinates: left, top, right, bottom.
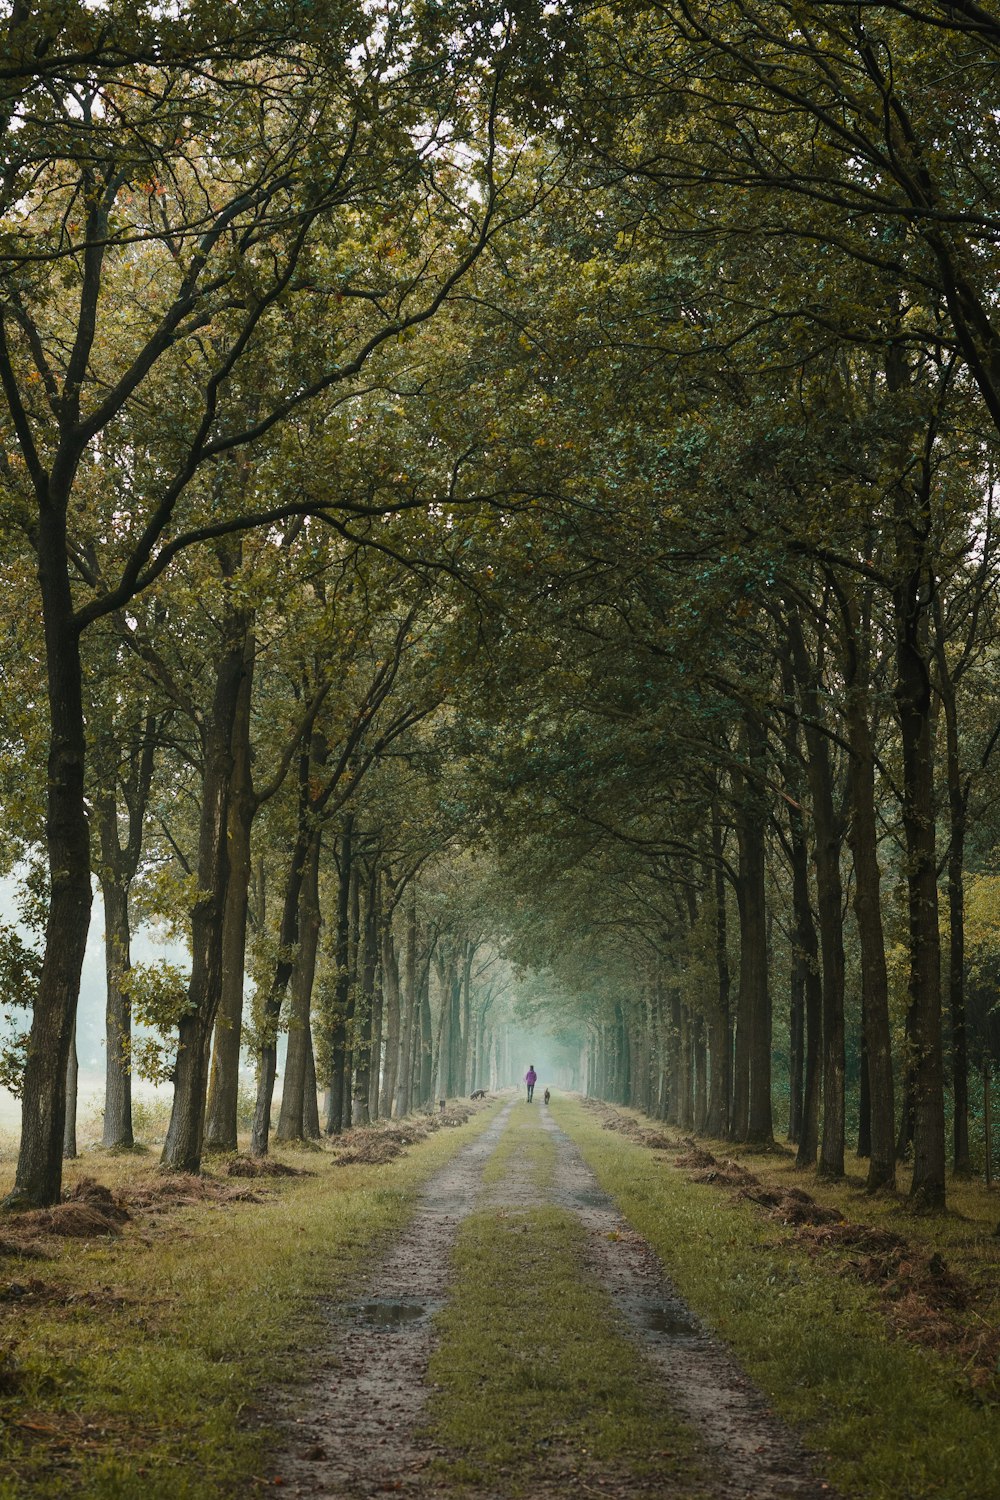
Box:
543, 1088, 551, 1105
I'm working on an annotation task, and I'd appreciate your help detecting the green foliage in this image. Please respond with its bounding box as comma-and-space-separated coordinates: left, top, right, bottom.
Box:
0, 923, 42, 1098
121, 962, 192, 1083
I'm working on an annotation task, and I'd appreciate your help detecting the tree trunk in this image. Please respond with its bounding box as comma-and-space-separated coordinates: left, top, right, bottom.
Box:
250, 744, 313, 1158
843, 593, 896, 1191
693, 1014, 708, 1131
665, 993, 680, 1125
353, 863, 380, 1126
161, 595, 248, 1173
204, 634, 256, 1151
935, 623, 971, 1176
778, 660, 821, 1166
857, 1000, 871, 1158
677, 1004, 693, 1129
788, 951, 804, 1144
8, 510, 94, 1207
325, 815, 355, 1136
418, 958, 433, 1108
732, 715, 773, 1145
791, 802, 822, 1171
368, 913, 384, 1123
788, 614, 846, 1178
276, 828, 322, 1142
379, 912, 401, 1117
95, 719, 155, 1153
894, 564, 946, 1207
394, 898, 418, 1118
433, 954, 448, 1099
706, 807, 731, 1137
99, 850, 134, 1151
302, 1028, 321, 1138
896, 1006, 918, 1162
459, 942, 475, 1095
63, 1018, 78, 1160
342, 862, 361, 1130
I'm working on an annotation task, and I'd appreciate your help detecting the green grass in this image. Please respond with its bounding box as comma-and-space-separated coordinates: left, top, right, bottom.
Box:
481, 1099, 555, 1190
0, 1101, 504, 1498
426, 1107, 704, 1497
553, 1096, 1000, 1500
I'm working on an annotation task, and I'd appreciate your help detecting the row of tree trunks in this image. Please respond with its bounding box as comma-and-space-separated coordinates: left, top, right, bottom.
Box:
573, 548, 957, 1215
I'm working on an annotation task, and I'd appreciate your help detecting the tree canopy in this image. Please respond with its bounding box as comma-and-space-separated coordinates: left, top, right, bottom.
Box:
1, 0, 999, 1211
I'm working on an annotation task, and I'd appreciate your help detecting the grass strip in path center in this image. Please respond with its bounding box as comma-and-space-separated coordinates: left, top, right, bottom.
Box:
481, 1099, 555, 1192
425, 1105, 707, 1498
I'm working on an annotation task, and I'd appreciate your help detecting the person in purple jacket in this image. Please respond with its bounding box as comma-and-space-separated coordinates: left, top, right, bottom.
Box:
525, 1065, 537, 1102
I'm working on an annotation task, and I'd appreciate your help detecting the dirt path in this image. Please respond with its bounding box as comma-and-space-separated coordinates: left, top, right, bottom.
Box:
267, 1101, 835, 1500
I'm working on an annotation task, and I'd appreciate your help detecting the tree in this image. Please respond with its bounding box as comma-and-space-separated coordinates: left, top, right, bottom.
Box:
0, 0, 553, 1203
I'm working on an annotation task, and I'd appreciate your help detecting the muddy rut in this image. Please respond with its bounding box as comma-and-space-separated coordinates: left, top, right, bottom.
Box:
267, 1101, 835, 1500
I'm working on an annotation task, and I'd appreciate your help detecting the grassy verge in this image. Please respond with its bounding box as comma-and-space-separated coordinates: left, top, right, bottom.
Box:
426, 1107, 705, 1498
0, 1101, 503, 1499
553, 1095, 1000, 1500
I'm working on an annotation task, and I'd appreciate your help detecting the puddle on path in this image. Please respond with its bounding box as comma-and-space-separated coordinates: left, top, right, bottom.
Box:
572, 1187, 610, 1209
352, 1298, 438, 1328
644, 1302, 701, 1338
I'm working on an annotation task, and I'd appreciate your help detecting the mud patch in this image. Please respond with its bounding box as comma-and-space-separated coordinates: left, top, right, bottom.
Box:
644, 1301, 702, 1338
352, 1298, 440, 1328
